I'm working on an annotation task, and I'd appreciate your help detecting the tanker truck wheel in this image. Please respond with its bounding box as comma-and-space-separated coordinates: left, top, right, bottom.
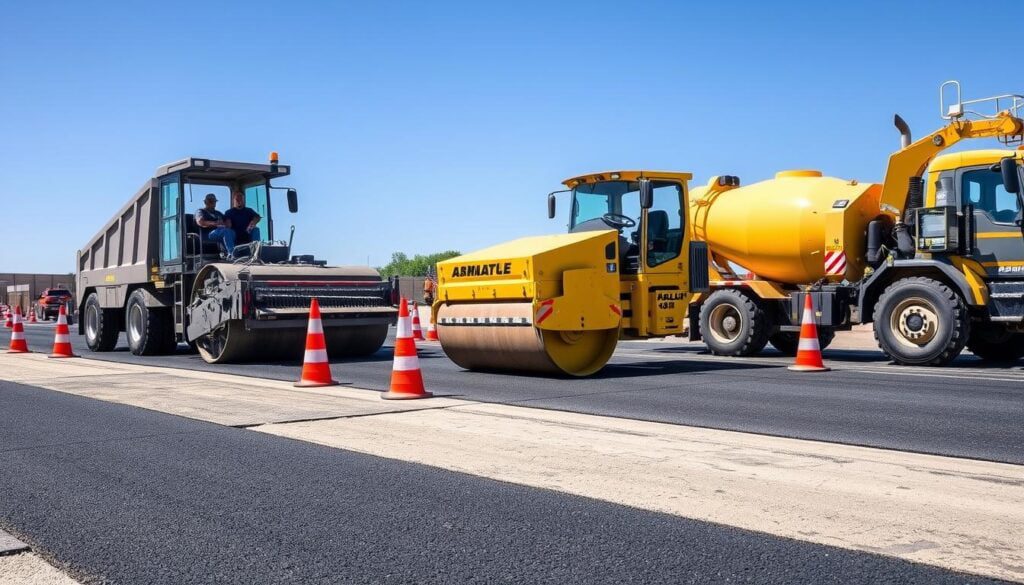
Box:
699, 289, 770, 356
125, 289, 175, 356
768, 329, 835, 356
873, 277, 969, 366
83, 292, 119, 352
965, 324, 1024, 362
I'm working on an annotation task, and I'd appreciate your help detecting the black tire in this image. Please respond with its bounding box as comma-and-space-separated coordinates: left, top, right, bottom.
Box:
83, 293, 119, 352
966, 324, 1024, 362
699, 289, 770, 356
125, 289, 175, 356
872, 277, 969, 366
768, 328, 836, 356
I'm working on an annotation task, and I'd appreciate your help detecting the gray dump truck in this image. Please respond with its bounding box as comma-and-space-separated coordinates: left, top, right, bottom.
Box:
76, 154, 396, 363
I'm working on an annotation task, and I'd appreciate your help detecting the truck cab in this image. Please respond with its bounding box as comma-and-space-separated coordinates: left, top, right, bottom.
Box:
558, 171, 709, 338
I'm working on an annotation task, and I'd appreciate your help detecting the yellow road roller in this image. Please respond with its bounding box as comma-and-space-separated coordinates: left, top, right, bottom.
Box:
433, 171, 709, 375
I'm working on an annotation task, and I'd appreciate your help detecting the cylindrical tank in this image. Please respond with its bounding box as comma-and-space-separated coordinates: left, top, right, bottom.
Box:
690, 171, 882, 285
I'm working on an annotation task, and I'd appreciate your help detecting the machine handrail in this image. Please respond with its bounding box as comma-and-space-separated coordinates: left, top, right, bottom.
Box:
941, 80, 1023, 121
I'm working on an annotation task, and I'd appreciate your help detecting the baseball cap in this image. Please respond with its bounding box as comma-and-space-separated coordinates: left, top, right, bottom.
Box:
204, 193, 218, 202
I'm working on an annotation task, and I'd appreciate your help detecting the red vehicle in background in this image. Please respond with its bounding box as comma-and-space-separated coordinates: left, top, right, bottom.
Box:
36, 287, 73, 321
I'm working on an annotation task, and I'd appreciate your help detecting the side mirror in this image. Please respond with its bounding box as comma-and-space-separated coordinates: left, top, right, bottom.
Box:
287, 189, 299, 213
547, 193, 556, 219
1001, 158, 1021, 194
639, 179, 654, 209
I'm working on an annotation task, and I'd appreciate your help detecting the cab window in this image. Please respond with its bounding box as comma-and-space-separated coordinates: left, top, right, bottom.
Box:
243, 183, 270, 237
963, 168, 1020, 225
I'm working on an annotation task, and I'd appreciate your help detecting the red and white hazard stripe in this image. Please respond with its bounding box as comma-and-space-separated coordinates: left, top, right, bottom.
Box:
824, 251, 847, 276
535, 299, 554, 324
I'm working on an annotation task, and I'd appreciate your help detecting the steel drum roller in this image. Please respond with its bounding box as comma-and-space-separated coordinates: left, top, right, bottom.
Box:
435, 302, 618, 376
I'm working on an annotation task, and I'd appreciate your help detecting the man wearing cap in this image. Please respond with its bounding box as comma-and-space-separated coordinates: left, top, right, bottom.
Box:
195, 193, 236, 256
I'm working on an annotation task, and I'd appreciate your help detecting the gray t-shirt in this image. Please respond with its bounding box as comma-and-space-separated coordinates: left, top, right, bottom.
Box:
195, 208, 225, 238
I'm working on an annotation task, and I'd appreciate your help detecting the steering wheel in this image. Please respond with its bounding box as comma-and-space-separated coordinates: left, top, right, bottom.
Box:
602, 213, 636, 230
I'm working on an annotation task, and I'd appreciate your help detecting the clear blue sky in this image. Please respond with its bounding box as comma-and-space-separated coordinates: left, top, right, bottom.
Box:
0, 0, 1016, 273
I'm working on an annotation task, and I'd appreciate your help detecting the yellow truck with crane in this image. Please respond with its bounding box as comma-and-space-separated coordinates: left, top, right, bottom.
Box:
432, 82, 1024, 375
690, 82, 1024, 365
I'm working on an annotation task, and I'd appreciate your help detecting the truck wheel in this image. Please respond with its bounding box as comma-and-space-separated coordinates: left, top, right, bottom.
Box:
699, 289, 770, 356
125, 289, 174, 356
83, 293, 119, 352
768, 329, 835, 356
873, 277, 969, 366
966, 324, 1024, 362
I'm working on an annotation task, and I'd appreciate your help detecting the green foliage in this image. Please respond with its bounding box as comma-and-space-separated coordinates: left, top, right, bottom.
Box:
378, 250, 461, 277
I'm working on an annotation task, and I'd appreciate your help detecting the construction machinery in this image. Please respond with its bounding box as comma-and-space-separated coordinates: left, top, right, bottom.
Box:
76, 154, 396, 363
689, 82, 1024, 365
433, 172, 709, 375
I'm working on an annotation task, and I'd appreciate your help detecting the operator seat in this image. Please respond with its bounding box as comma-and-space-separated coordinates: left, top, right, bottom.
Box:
185, 213, 225, 257
647, 210, 669, 253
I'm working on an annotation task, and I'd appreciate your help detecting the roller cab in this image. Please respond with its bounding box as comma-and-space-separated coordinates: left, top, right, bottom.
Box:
76, 155, 396, 364
435, 171, 706, 376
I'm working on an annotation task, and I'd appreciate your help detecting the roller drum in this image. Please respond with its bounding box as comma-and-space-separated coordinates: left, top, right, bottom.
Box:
435, 302, 618, 377
195, 322, 388, 363
191, 263, 391, 364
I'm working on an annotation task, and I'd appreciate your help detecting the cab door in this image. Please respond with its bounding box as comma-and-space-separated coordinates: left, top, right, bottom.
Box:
158, 174, 183, 272
638, 179, 688, 336
958, 165, 1024, 278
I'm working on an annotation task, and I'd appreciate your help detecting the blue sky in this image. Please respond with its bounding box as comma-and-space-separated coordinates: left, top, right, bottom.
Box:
0, 0, 1016, 273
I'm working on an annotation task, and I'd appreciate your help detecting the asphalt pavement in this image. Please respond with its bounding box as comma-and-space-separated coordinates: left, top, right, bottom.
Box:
0, 380, 1006, 585
19, 322, 1024, 464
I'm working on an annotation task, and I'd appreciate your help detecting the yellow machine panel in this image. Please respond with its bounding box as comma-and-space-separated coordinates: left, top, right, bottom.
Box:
435, 230, 622, 376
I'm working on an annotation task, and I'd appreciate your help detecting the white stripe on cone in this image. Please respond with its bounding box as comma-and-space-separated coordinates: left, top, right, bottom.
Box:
303, 349, 328, 363
12, 332, 24, 340
397, 317, 412, 338
798, 337, 820, 351
307, 317, 323, 334
55, 334, 70, 343
392, 355, 421, 371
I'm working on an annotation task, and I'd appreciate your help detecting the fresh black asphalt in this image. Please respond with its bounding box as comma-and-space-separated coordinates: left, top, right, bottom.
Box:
0, 381, 1006, 585
20, 323, 1024, 464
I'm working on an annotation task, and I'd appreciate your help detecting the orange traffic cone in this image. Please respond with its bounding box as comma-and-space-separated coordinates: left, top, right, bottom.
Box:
7, 307, 29, 353
425, 316, 439, 341
788, 293, 829, 372
382, 297, 432, 400
3, 309, 11, 329
27, 306, 37, 324
411, 301, 424, 341
48, 304, 76, 358
295, 298, 339, 387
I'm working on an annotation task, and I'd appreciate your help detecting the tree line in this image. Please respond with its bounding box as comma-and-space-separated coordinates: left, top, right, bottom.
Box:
377, 251, 461, 277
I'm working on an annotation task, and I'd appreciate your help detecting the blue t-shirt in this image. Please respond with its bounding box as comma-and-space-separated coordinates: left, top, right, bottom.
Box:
225, 207, 259, 243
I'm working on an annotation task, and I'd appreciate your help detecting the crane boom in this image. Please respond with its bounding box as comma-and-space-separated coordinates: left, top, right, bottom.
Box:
879, 111, 1024, 219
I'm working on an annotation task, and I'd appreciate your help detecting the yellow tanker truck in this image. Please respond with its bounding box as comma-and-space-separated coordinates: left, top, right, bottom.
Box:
433, 82, 1024, 374
690, 82, 1024, 365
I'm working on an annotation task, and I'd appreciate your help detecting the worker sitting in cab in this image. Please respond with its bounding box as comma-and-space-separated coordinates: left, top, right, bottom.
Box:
225, 191, 262, 248
195, 193, 236, 257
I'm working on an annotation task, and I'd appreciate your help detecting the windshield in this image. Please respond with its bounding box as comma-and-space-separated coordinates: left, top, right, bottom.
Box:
46, 290, 70, 296
571, 181, 641, 229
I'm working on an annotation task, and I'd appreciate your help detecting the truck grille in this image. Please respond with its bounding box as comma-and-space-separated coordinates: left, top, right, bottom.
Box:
250, 281, 390, 310
689, 242, 710, 293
